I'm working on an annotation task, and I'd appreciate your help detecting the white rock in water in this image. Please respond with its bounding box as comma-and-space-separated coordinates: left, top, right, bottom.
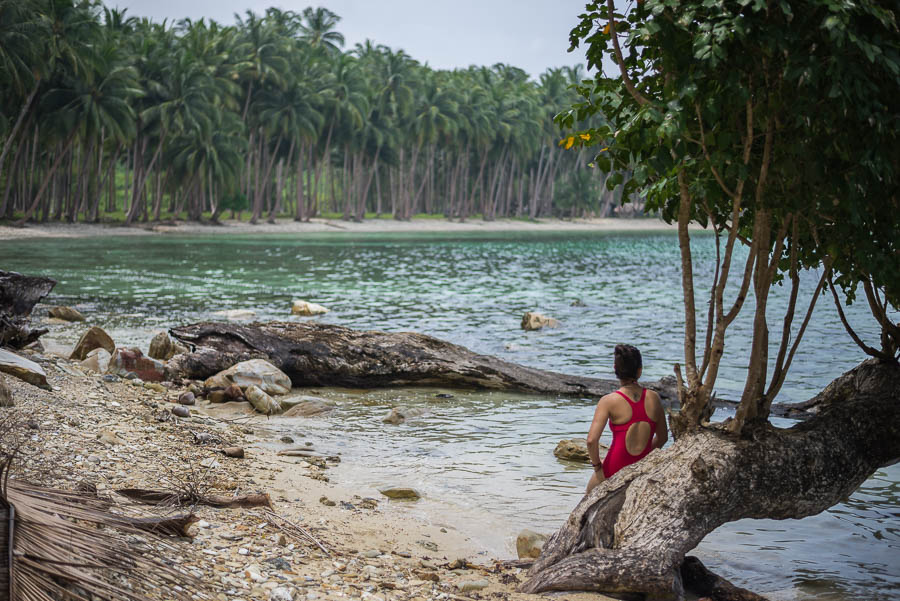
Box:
245, 385, 282, 415
382, 406, 427, 424
0, 348, 50, 389
205, 359, 292, 396
291, 300, 329, 316
212, 309, 257, 321
521, 312, 560, 331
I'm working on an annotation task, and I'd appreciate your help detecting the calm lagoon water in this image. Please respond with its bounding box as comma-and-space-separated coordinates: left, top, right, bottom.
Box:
3, 230, 897, 600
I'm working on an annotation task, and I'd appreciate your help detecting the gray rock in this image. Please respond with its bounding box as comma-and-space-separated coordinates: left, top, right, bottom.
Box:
0, 348, 50, 389
378, 487, 421, 500
521, 312, 560, 331
70, 326, 115, 361
0, 374, 13, 407
516, 529, 548, 559
178, 392, 196, 405
48, 305, 85, 322
171, 405, 190, 418
204, 359, 291, 396
245, 385, 282, 415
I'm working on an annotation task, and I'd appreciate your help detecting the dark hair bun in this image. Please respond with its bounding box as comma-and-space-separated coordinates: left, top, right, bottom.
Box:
614, 344, 642, 381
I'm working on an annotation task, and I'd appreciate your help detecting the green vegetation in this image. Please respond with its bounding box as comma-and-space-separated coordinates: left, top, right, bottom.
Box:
0, 0, 639, 227
562, 0, 900, 434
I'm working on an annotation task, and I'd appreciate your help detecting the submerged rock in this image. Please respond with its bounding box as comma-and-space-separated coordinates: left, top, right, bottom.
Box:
48, 305, 85, 322
554, 438, 590, 463
70, 326, 115, 361
382, 406, 427, 424
107, 347, 165, 382
521, 312, 560, 331
0, 348, 50, 389
80, 348, 111, 373
204, 359, 291, 396
148, 331, 188, 361
378, 487, 421, 500
281, 398, 335, 416
516, 529, 548, 559
245, 384, 282, 415
291, 300, 329, 316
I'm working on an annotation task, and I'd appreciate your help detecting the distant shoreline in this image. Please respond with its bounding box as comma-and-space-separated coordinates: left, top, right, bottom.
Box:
0, 216, 684, 241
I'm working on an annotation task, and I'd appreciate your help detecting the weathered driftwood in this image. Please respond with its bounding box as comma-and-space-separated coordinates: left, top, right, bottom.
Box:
680, 556, 769, 601
126, 513, 198, 537
169, 321, 676, 401
0, 270, 56, 349
519, 359, 900, 599
115, 487, 271, 509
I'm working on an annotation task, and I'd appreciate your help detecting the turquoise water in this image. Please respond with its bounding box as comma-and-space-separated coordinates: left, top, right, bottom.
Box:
3, 230, 897, 600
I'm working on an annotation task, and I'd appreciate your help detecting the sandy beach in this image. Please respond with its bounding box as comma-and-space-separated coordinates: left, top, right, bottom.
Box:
3, 334, 619, 601
0, 216, 681, 241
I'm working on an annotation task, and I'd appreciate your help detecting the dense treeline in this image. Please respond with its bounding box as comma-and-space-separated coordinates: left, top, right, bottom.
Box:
0, 0, 631, 225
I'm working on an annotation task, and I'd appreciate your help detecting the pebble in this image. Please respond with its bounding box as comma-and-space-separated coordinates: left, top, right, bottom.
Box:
362, 550, 381, 558
238, 548, 249, 556
86, 455, 101, 464
178, 391, 196, 405
197, 520, 211, 529
319, 496, 336, 507
280, 435, 295, 443
171, 405, 190, 418
457, 580, 490, 592
270, 588, 294, 601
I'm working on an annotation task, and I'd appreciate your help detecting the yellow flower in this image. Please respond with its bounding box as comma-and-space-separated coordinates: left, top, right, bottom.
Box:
565, 136, 576, 150
579, 133, 591, 141
603, 23, 611, 35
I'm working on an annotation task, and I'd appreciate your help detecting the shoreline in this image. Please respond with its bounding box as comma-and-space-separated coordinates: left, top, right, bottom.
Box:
3, 342, 619, 601
0, 216, 683, 241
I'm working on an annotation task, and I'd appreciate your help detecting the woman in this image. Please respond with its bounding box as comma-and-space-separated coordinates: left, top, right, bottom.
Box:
586, 344, 668, 493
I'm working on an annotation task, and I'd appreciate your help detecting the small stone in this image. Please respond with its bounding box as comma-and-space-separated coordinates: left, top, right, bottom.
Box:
200, 457, 220, 468
280, 435, 295, 443
319, 496, 336, 507
277, 533, 287, 546
238, 548, 249, 556
70, 326, 116, 360
97, 429, 122, 445
516, 529, 549, 559
144, 382, 166, 393
362, 550, 381, 558
246, 385, 282, 415
270, 587, 293, 601
171, 405, 190, 418
553, 439, 591, 463
178, 391, 196, 405
266, 557, 291, 571
208, 390, 227, 403
290, 300, 329, 316
457, 580, 489, 592
86, 455, 101, 464
48, 305, 85, 322
415, 571, 439, 582
221, 446, 245, 458
521, 311, 560, 331
571, 299, 587, 307
0, 375, 13, 407
358, 497, 378, 509
197, 520, 211, 529
378, 487, 421, 500
417, 540, 438, 552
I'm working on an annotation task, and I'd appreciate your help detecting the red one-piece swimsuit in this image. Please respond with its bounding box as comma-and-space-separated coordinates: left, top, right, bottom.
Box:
602, 388, 657, 479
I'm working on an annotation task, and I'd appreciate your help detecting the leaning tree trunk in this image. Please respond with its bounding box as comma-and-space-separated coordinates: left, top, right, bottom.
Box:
0, 271, 56, 349
519, 359, 900, 600
168, 321, 680, 400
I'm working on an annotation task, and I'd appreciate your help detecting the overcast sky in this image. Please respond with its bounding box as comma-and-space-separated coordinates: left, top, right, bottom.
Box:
107, 0, 599, 78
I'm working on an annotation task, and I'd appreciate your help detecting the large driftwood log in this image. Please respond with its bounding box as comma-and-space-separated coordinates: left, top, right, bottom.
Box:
0, 271, 56, 349
170, 321, 643, 398
520, 359, 900, 599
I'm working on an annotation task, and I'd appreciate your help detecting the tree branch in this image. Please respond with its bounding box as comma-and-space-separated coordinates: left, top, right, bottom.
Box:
606, 0, 650, 107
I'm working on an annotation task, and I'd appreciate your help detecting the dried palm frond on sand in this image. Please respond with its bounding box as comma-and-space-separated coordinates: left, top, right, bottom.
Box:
0, 414, 204, 601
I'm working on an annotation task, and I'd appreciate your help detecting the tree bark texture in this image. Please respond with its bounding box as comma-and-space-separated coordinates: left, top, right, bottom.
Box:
520, 359, 900, 599
169, 321, 680, 400
0, 271, 56, 349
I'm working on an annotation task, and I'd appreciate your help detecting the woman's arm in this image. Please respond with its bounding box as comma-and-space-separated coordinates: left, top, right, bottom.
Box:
586, 397, 610, 471
648, 392, 668, 449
